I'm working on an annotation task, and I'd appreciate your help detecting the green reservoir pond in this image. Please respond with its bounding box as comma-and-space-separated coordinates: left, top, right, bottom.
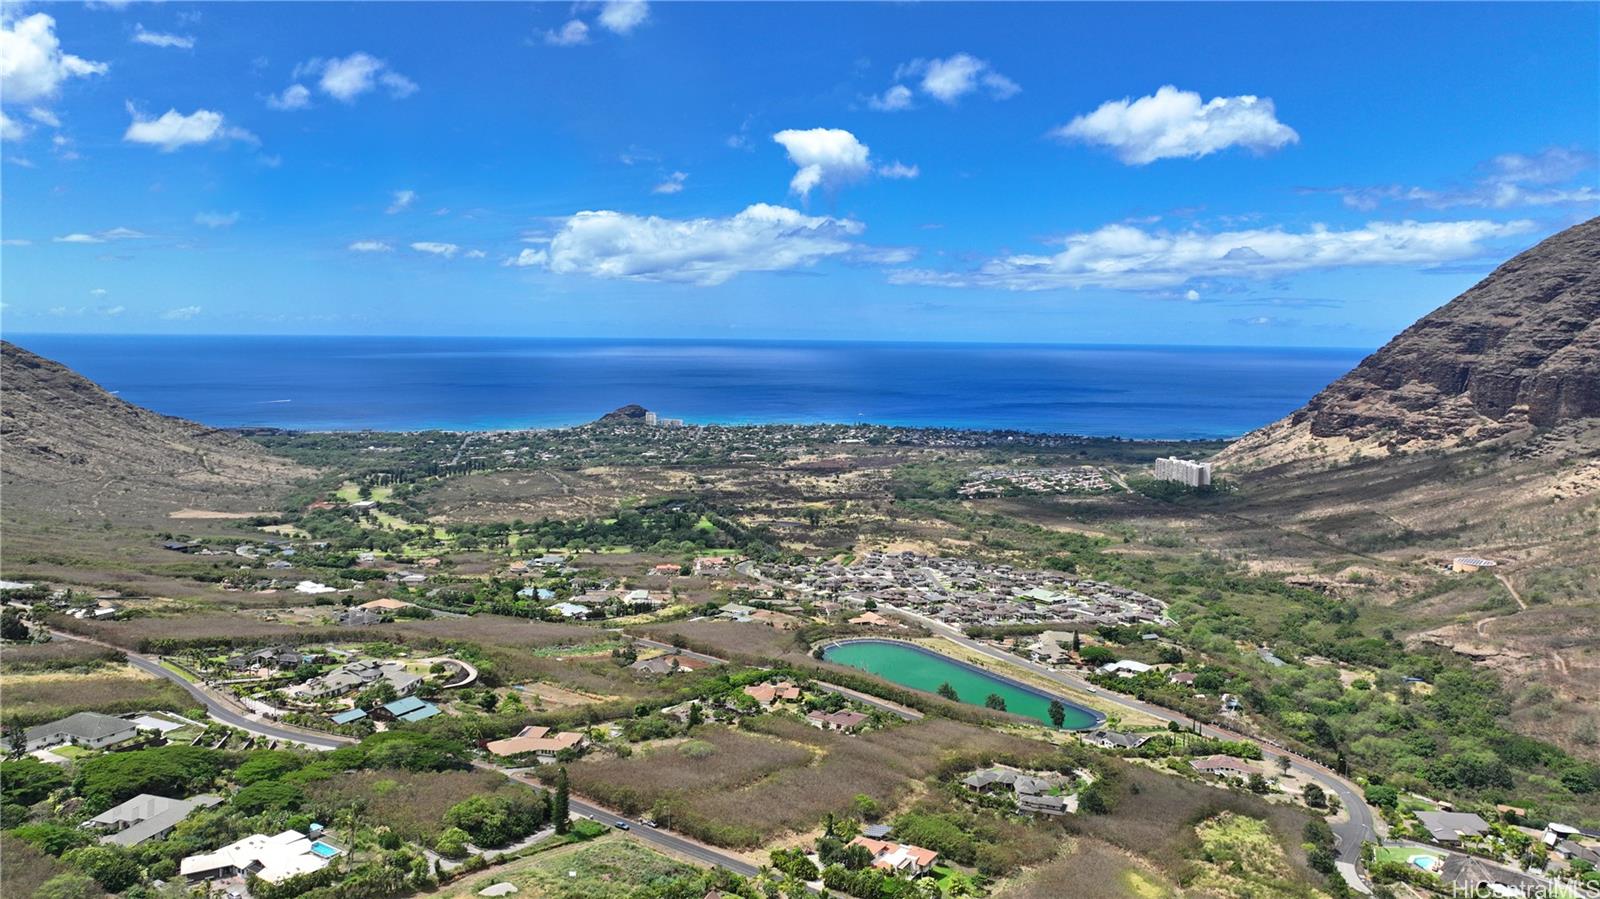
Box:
823, 640, 1102, 730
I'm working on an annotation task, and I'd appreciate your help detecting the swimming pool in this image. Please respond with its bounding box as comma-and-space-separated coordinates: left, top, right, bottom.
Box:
1409, 854, 1439, 872
309, 841, 341, 859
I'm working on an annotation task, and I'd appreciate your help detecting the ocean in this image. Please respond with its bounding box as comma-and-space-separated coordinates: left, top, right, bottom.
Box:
7, 335, 1366, 440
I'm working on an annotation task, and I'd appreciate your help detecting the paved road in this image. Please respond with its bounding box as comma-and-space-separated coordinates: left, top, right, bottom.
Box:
494, 766, 761, 877
51, 630, 352, 751
888, 608, 1377, 871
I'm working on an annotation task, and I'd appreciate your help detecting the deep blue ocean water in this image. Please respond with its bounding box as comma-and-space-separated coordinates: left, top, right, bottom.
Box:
6, 335, 1367, 439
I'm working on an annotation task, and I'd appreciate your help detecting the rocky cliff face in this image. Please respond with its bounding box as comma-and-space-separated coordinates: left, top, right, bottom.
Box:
0, 341, 313, 519
1225, 217, 1600, 464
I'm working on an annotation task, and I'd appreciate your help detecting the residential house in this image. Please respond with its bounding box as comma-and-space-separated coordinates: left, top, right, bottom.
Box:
848, 611, 895, 627
83, 794, 223, 847
1026, 631, 1075, 665
847, 837, 939, 876
1415, 811, 1490, 844
358, 598, 414, 613
1438, 855, 1542, 896
806, 710, 868, 732
652, 563, 682, 577
1097, 659, 1153, 677
1083, 729, 1152, 751
25, 712, 139, 752
329, 709, 368, 726
485, 726, 587, 762
180, 830, 329, 884
1555, 841, 1600, 867
549, 602, 592, 618
1544, 823, 1583, 847
295, 659, 420, 700
1168, 672, 1197, 687
743, 682, 802, 706
334, 608, 383, 627
718, 602, 759, 621
630, 653, 713, 676
374, 696, 441, 724
1189, 755, 1260, 781
693, 557, 732, 576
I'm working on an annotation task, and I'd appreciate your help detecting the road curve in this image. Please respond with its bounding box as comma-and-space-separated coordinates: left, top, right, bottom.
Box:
888, 607, 1377, 868
50, 629, 352, 751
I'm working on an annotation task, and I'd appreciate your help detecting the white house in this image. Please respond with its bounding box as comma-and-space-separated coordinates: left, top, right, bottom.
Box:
25, 712, 138, 752
181, 830, 329, 884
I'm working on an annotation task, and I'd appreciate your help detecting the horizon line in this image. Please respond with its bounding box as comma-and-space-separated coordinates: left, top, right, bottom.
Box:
4, 332, 1380, 354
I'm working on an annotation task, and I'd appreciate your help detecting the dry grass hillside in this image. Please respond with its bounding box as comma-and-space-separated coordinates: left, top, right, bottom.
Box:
1, 340, 314, 527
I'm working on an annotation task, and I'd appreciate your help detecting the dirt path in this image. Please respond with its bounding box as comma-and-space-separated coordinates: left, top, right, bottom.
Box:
1495, 572, 1529, 611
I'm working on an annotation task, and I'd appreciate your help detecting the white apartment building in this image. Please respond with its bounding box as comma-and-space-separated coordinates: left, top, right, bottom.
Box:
1154, 457, 1212, 487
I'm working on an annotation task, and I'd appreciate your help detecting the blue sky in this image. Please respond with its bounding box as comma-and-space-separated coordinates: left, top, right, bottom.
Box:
2, 1, 1596, 346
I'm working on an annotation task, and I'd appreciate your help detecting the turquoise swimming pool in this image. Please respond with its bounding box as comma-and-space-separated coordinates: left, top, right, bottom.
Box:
309, 841, 341, 859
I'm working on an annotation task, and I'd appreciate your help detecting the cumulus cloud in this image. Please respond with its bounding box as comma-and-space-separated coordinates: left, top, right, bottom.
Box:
598, 0, 649, 35
536, 203, 864, 286
123, 103, 256, 151
410, 241, 459, 257
386, 189, 417, 214
0, 111, 25, 141
1317, 148, 1600, 211
28, 107, 59, 127
871, 53, 1018, 112
505, 248, 548, 267
295, 53, 417, 104
0, 13, 107, 106
545, 20, 590, 46
194, 211, 239, 228
160, 305, 202, 320
132, 24, 193, 49
890, 219, 1532, 292
651, 171, 688, 194
773, 128, 874, 198
867, 84, 914, 112
1055, 85, 1299, 164
348, 240, 392, 252
265, 84, 311, 111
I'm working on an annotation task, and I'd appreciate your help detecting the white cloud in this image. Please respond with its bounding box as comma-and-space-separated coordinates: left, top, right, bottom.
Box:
0, 13, 107, 105
1322, 148, 1600, 211
867, 84, 914, 112
1, 238, 32, 245
773, 128, 873, 198
88, 287, 108, 297
1055, 85, 1299, 165
160, 305, 201, 320
464, 249, 487, 259
877, 161, 919, 180
598, 0, 649, 35
1184, 289, 1201, 302
545, 19, 590, 46
54, 227, 149, 244
652, 171, 688, 194
913, 53, 1019, 104
386, 189, 416, 214
123, 103, 256, 151
194, 211, 240, 228
298, 53, 417, 103
27, 107, 59, 127
410, 241, 459, 257
0, 110, 25, 141
132, 24, 193, 49
505, 248, 548, 267
539, 203, 864, 286
348, 240, 392, 253
266, 84, 311, 111
890, 219, 1532, 292
101, 305, 125, 316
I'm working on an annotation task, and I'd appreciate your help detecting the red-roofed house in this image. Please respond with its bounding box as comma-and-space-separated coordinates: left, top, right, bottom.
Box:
848, 836, 939, 875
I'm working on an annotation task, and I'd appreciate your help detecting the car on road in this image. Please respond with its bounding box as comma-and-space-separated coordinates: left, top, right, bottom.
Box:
613, 820, 630, 830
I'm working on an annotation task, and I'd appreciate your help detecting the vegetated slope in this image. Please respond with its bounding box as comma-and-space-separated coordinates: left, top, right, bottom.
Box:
0, 340, 314, 523
1223, 216, 1600, 468
1204, 220, 1600, 757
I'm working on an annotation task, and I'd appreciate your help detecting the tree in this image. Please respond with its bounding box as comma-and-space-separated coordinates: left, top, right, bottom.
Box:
1048, 700, 1067, 729
1247, 772, 1270, 794
686, 702, 704, 729
1276, 754, 1293, 776
1072, 631, 1081, 652
33, 873, 100, 899
553, 766, 570, 834
0, 608, 29, 641
1303, 783, 1328, 808
852, 793, 880, 822
62, 845, 141, 893
936, 682, 960, 702
984, 693, 1007, 712
434, 826, 471, 859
